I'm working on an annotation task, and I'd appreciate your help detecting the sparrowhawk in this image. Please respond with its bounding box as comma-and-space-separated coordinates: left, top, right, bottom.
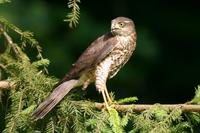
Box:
33, 16, 137, 120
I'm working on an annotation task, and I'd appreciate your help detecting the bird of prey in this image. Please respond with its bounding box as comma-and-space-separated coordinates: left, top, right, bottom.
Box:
32, 16, 137, 120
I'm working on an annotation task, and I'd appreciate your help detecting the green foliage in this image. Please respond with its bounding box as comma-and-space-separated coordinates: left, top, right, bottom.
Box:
0, 17, 200, 133
191, 85, 200, 104
117, 96, 138, 104
0, 0, 10, 4
64, 0, 81, 28
108, 107, 124, 133
32, 59, 50, 68
45, 118, 56, 133
130, 106, 189, 133
0, 17, 43, 59
186, 112, 200, 128
0, 18, 57, 132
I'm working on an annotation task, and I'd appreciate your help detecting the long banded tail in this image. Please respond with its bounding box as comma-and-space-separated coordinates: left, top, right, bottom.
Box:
32, 79, 78, 120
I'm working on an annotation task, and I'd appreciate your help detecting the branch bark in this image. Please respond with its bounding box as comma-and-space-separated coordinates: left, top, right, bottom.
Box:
95, 103, 200, 112
0, 80, 14, 89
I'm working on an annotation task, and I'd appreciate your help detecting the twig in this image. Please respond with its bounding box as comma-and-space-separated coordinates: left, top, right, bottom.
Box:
0, 80, 14, 89
0, 23, 19, 55
95, 103, 200, 112
0, 64, 6, 69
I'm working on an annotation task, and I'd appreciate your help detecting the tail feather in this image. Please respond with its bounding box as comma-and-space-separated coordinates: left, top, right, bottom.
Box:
32, 79, 78, 120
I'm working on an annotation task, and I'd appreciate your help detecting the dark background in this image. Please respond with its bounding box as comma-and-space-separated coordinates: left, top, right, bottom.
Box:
0, 0, 200, 104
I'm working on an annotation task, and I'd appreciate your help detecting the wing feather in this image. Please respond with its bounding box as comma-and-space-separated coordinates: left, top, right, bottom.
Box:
60, 32, 118, 82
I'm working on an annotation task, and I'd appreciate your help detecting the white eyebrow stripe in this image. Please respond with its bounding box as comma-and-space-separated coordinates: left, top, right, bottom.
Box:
124, 21, 131, 23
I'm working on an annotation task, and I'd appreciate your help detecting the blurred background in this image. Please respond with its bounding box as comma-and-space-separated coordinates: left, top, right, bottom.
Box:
0, 0, 200, 104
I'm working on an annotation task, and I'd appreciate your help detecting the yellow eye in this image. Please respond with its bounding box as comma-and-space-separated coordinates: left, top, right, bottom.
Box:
118, 22, 125, 27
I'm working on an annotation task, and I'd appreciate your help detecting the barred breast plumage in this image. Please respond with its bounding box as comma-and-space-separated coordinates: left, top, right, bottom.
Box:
108, 32, 136, 78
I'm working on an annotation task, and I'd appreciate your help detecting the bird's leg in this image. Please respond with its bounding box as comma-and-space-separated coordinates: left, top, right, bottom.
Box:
104, 88, 112, 104
95, 58, 113, 108
101, 89, 109, 108
96, 83, 110, 109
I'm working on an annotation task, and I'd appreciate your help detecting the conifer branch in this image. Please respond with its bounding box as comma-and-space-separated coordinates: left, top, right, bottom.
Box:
0, 18, 43, 60
0, 80, 199, 113
95, 103, 200, 112
0, 23, 19, 55
64, 0, 81, 28
0, 79, 199, 113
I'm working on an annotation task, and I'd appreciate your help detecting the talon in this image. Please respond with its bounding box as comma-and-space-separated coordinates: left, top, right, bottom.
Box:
108, 99, 112, 104
104, 101, 109, 110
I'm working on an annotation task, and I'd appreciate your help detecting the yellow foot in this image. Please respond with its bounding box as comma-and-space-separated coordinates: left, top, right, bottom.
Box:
103, 101, 109, 110
100, 86, 114, 110
104, 88, 112, 104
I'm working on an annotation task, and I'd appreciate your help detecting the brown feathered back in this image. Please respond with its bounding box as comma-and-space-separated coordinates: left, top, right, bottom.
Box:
59, 32, 118, 83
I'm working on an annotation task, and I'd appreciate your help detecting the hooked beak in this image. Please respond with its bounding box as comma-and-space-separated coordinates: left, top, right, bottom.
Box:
111, 23, 120, 34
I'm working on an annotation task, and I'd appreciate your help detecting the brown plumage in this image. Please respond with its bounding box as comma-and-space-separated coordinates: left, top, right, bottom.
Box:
32, 16, 137, 120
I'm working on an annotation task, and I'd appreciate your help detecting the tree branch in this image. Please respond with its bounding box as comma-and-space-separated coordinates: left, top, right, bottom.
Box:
95, 103, 200, 112
0, 80, 14, 89
0, 23, 19, 55
0, 64, 6, 69
1, 80, 199, 113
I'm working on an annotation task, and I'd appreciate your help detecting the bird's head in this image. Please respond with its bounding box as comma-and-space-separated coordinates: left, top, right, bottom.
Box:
111, 17, 135, 36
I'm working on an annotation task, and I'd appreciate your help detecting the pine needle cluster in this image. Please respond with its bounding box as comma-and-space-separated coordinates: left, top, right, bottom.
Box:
191, 85, 200, 104
64, 0, 81, 28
